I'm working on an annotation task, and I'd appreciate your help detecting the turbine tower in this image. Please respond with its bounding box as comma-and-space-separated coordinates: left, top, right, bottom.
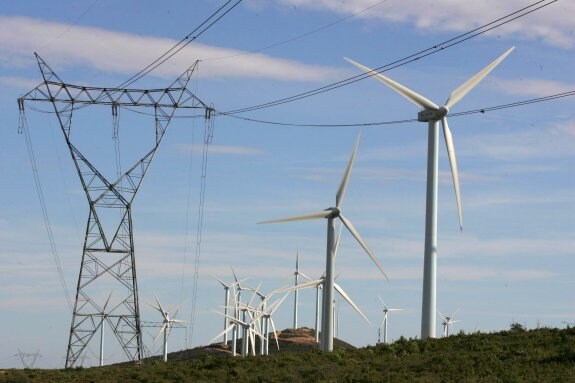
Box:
260, 134, 387, 352
345, 47, 514, 339
18, 54, 210, 367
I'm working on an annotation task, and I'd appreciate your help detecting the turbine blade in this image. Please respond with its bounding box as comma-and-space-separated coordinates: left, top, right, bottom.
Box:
213, 310, 249, 327
336, 134, 360, 209
445, 47, 515, 110
154, 325, 166, 342
441, 117, 463, 231
167, 301, 186, 315
215, 276, 229, 288
344, 57, 439, 110
339, 214, 389, 280
269, 319, 280, 350
452, 307, 461, 317
154, 296, 169, 320
231, 267, 239, 284
258, 210, 331, 224
438, 311, 447, 321
298, 271, 313, 282
268, 293, 290, 316
334, 282, 371, 326
209, 323, 236, 345
296, 251, 299, 272
272, 279, 323, 294
102, 291, 113, 312
333, 222, 344, 260
249, 330, 257, 356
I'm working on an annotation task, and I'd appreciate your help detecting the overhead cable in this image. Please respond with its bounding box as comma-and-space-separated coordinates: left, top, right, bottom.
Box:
216, 90, 575, 128
116, 0, 243, 89
220, 0, 558, 115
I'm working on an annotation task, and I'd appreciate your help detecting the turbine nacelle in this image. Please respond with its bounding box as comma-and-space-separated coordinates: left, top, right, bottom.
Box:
418, 106, 449, 122
325, 207, 340, 219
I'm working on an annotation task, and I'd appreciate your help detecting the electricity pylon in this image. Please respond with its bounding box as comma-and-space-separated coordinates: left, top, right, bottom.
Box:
18, 53, 210, 367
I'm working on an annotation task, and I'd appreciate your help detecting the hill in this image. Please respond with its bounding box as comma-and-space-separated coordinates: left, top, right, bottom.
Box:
1, 325, 574, 382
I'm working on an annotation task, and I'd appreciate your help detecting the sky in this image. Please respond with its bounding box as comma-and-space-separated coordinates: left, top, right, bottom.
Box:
0, 0, 574, 369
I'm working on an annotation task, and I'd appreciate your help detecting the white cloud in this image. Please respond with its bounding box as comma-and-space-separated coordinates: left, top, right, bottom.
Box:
279, 0, 575, 49
550, 119, 575, 137
0, 76, 41, 90
458, 123, 575, 161
492, 78, 575, 98
0, 16, 344, 82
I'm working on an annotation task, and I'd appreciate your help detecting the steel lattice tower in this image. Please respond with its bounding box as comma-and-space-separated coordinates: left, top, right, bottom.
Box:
19, 54, 210, 367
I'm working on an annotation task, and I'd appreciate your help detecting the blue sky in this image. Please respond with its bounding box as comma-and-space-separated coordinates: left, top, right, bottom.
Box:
0, 0, 574, 368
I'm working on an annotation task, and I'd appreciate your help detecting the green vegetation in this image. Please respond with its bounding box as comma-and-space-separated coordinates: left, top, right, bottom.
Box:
2, 326, 574, 382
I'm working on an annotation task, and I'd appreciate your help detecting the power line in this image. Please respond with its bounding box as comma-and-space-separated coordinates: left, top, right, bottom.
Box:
188, 108, 215, 349
220, 0, 558, 115
213, 90, 575, 128
202, 0, 392, 62
18, 103, 73, 312
116, 0, 243, 89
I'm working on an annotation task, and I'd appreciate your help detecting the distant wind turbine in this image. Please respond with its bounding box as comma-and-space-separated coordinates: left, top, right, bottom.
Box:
96, 292, 113, 367
215, 277, 233, 345
149, 298, 187, 362
260, 134, 387, 352
438, 308, 461, 337
254, 293, 290, 355
345, 47, 514, 339
292, 251, 312, 330
212, 288, 267, 357
378, 295, 403, 344
230, 268, 249, 356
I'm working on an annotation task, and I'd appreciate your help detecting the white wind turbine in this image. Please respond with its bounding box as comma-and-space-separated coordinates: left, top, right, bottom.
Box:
260, 135, 387, 352
345, 47, 514, 339
230, 268, 249, 356
378, 295, 403, 344
439, 308, 461, 337
211, 290, 267, 357
96, 292, 113, 367
149, 297, 187, 362
253, 293, 290, 355
292, 251, 312, 330
215, 277, 233, 346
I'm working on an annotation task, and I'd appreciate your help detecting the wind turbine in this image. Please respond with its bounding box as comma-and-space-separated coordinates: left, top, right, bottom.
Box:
274, 275, 371, 350
251, 293, 289, 355
211, 293, 266, 357
378, 295, 403, 344
230, 268, 249, 356
149, 297, 187, 362
96, 292, 113, 367
215, 277, 233, 346
292, 251, 312, 330
345, 47, 514, 339
439, 308, 461, 337
260, 134, 387, 352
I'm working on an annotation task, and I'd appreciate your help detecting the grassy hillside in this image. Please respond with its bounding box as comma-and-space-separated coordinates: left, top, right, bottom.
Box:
2, 325, 574, 382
